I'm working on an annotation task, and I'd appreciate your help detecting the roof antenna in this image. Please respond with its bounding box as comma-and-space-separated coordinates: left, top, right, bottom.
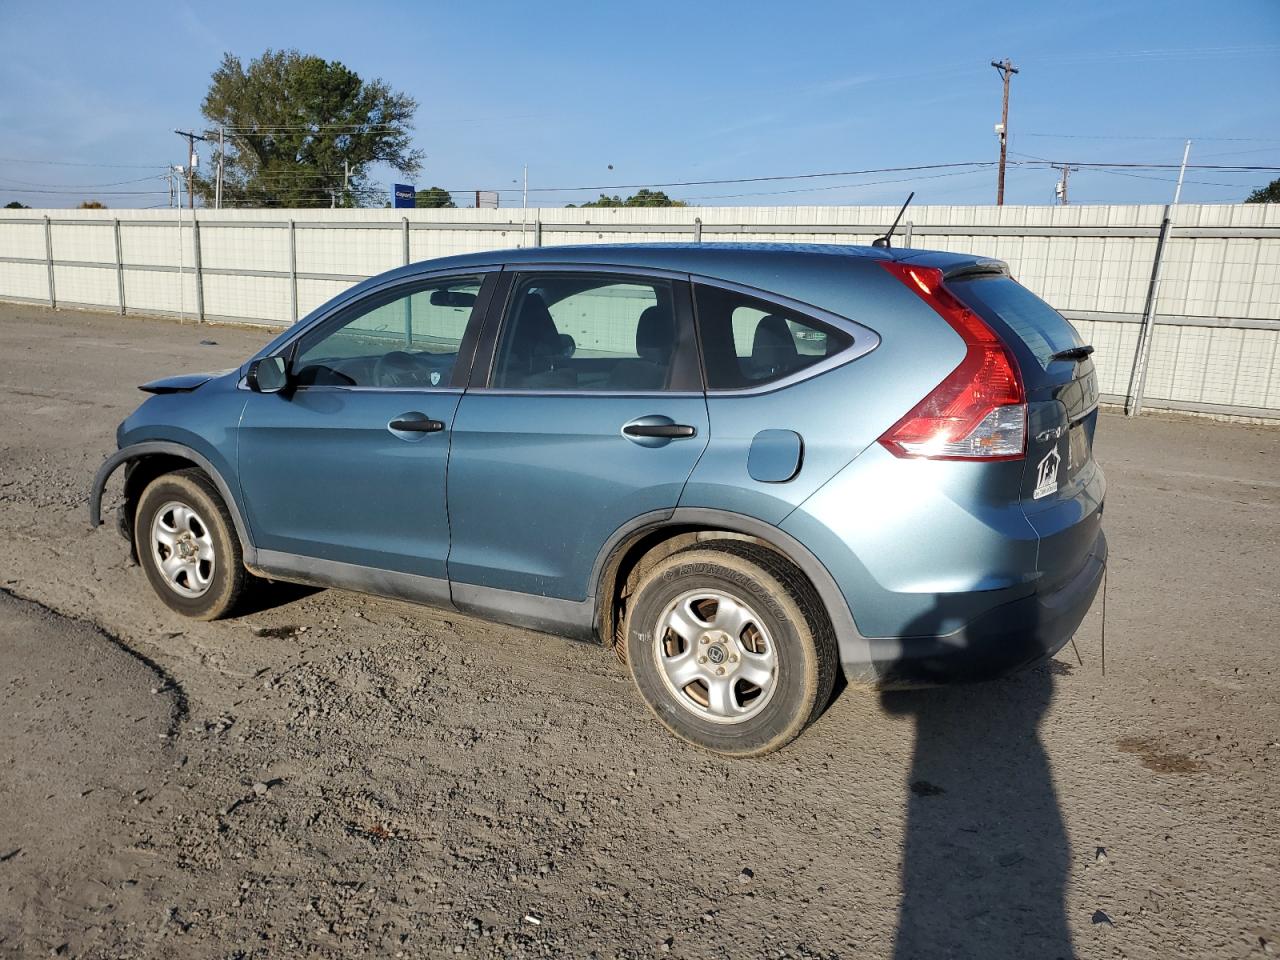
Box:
873, 192, 915, 248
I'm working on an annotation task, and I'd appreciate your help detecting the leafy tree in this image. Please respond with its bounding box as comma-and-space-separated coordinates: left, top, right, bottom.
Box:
415, 186, 456, 208
195, 49, 422, 208
1245, 178, 1280, 203
77, 200, 107, 209
569, 188, 685, 208
4, 201, 29, 209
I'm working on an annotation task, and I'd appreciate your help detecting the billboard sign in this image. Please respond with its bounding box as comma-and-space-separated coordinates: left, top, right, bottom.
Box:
393, 184, 416, 208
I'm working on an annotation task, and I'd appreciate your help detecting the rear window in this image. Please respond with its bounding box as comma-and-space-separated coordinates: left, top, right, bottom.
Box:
949, 275, 1081, 369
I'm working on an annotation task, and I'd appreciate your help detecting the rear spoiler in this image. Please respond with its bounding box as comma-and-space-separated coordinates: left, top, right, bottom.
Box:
892, 251, 1009, 281
943, 260, 1008, 281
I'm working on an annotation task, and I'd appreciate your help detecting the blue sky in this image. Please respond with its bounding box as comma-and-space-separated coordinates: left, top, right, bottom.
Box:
2, 0, 1278, 208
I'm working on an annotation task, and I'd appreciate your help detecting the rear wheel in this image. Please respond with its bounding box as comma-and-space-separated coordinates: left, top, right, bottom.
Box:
135, 468, 246, 620
624, 541, 837, 757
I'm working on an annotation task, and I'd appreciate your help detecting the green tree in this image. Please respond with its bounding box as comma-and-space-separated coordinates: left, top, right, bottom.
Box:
195, 49, 422, 208
1246, 178, 1280, 203
569, 188, 686, 208
415, 186, 456, 208
77, 200, 107, 209
4, 201, 29, 209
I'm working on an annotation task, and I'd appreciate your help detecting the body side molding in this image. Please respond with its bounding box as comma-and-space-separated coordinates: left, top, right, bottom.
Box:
247, 549, 452, 608
451, 582, 596, 642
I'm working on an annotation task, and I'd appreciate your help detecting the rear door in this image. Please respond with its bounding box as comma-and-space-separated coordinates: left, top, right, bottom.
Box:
947, 271, 1105, 588
446, 268, 709, 608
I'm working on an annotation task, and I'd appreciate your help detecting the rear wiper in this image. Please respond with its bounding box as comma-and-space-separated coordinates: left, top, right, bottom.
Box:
1051, 345, 1095, 361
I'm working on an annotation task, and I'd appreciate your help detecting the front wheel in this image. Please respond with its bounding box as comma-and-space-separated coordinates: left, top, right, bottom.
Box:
135, 468, 246, 620
624, 541, 838, 757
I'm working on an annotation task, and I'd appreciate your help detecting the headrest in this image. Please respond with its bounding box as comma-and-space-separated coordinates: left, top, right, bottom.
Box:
752, 314, 799, 367
636, 305, 674, 363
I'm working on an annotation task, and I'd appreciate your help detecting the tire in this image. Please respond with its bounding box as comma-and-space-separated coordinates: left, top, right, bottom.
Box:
624, 540, 837, 757
134, 468, 246, 620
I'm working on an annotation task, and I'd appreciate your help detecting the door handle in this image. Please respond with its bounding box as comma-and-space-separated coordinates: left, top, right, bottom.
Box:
621, 415, 698, 448
388, 414, 445, 434
623, 423, 696, 439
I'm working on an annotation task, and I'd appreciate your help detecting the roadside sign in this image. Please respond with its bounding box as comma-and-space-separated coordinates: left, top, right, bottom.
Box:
393, 184, 416, 208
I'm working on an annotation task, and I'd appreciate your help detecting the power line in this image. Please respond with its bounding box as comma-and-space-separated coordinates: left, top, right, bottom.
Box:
220, 124, 406, 132
0, 156, 169, 169
679, 168, 991, 202
201, 161, 1004, 195
1021, 133, 1280, 143
0, 173, 168, 189
1035, 44, 1280, 64
1084, 168, 1253, 190
1180, 145, 1280, 160
0, 187, 171, 196
1009, 150, 1257, 190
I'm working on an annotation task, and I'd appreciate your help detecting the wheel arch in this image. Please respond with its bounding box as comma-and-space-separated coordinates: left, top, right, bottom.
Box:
591, 507, 870, 673
89, 441, 254, 559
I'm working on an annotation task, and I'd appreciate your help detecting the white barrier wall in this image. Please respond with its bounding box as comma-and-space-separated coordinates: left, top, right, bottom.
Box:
1, 204, 1277, 418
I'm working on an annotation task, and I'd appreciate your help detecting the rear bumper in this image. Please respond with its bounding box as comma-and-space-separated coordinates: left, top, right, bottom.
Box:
847, 529, 1107, 687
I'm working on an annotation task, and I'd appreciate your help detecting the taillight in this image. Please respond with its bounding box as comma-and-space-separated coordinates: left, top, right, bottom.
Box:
877, 261, 1026, 461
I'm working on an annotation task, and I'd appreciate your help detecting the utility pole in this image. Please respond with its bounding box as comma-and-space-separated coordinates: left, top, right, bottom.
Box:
341, 160, 358, 207
214, 125, 225, 210
990, 58, 1019, 205
1052, 163, 1078, 204
174, 129, 210, 209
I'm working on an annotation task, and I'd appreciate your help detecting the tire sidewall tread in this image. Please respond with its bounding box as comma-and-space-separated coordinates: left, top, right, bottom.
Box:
625, 540, 837, 757
134, 468, 245, 621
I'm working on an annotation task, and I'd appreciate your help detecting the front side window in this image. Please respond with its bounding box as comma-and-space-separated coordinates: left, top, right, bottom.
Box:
694, 284, 853, 390
492, 275, 678, 391
293, 276, 483, 388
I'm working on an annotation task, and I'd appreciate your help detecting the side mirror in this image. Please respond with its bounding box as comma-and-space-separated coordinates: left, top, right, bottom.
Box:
247, 355, 289, 394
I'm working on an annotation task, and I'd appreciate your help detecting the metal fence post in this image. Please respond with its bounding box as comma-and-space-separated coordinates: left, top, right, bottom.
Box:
1125, 204, 1173, 416
903, 220, 914, 249
43, 216, 56, 308
402, 216, 410, 265
534, 214, 542, 248
113, 218, 126, 315
288, 219, 298, 324
693, 217, 703, 243
192, 216, 205, 323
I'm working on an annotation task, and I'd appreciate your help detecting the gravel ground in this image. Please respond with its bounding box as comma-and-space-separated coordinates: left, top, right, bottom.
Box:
0, 302, 1277, 960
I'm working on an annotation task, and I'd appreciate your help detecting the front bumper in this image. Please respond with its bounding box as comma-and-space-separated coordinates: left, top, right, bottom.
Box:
853, 529, 1107, 688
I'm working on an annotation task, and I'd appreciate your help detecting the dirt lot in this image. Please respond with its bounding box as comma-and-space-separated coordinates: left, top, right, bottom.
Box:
0, 302, 1277, 959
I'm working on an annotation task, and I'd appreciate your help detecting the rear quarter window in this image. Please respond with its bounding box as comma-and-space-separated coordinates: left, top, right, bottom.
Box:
694, 284, 853, 390
948, 275, 1082, 370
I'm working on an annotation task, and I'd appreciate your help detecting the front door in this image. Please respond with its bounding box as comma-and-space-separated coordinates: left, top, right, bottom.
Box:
447, 270, 709, 604
237, 273, 493, 582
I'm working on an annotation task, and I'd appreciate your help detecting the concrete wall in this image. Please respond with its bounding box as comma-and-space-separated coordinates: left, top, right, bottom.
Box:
1, 203, 1278, 418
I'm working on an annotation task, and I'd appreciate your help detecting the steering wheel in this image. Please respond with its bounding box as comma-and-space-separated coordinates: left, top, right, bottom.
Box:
374, 350, 425, 388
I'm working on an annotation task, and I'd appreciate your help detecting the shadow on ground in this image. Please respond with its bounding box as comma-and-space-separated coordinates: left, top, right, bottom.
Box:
881, 599, 1074, 959
230, 580, 322, 617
